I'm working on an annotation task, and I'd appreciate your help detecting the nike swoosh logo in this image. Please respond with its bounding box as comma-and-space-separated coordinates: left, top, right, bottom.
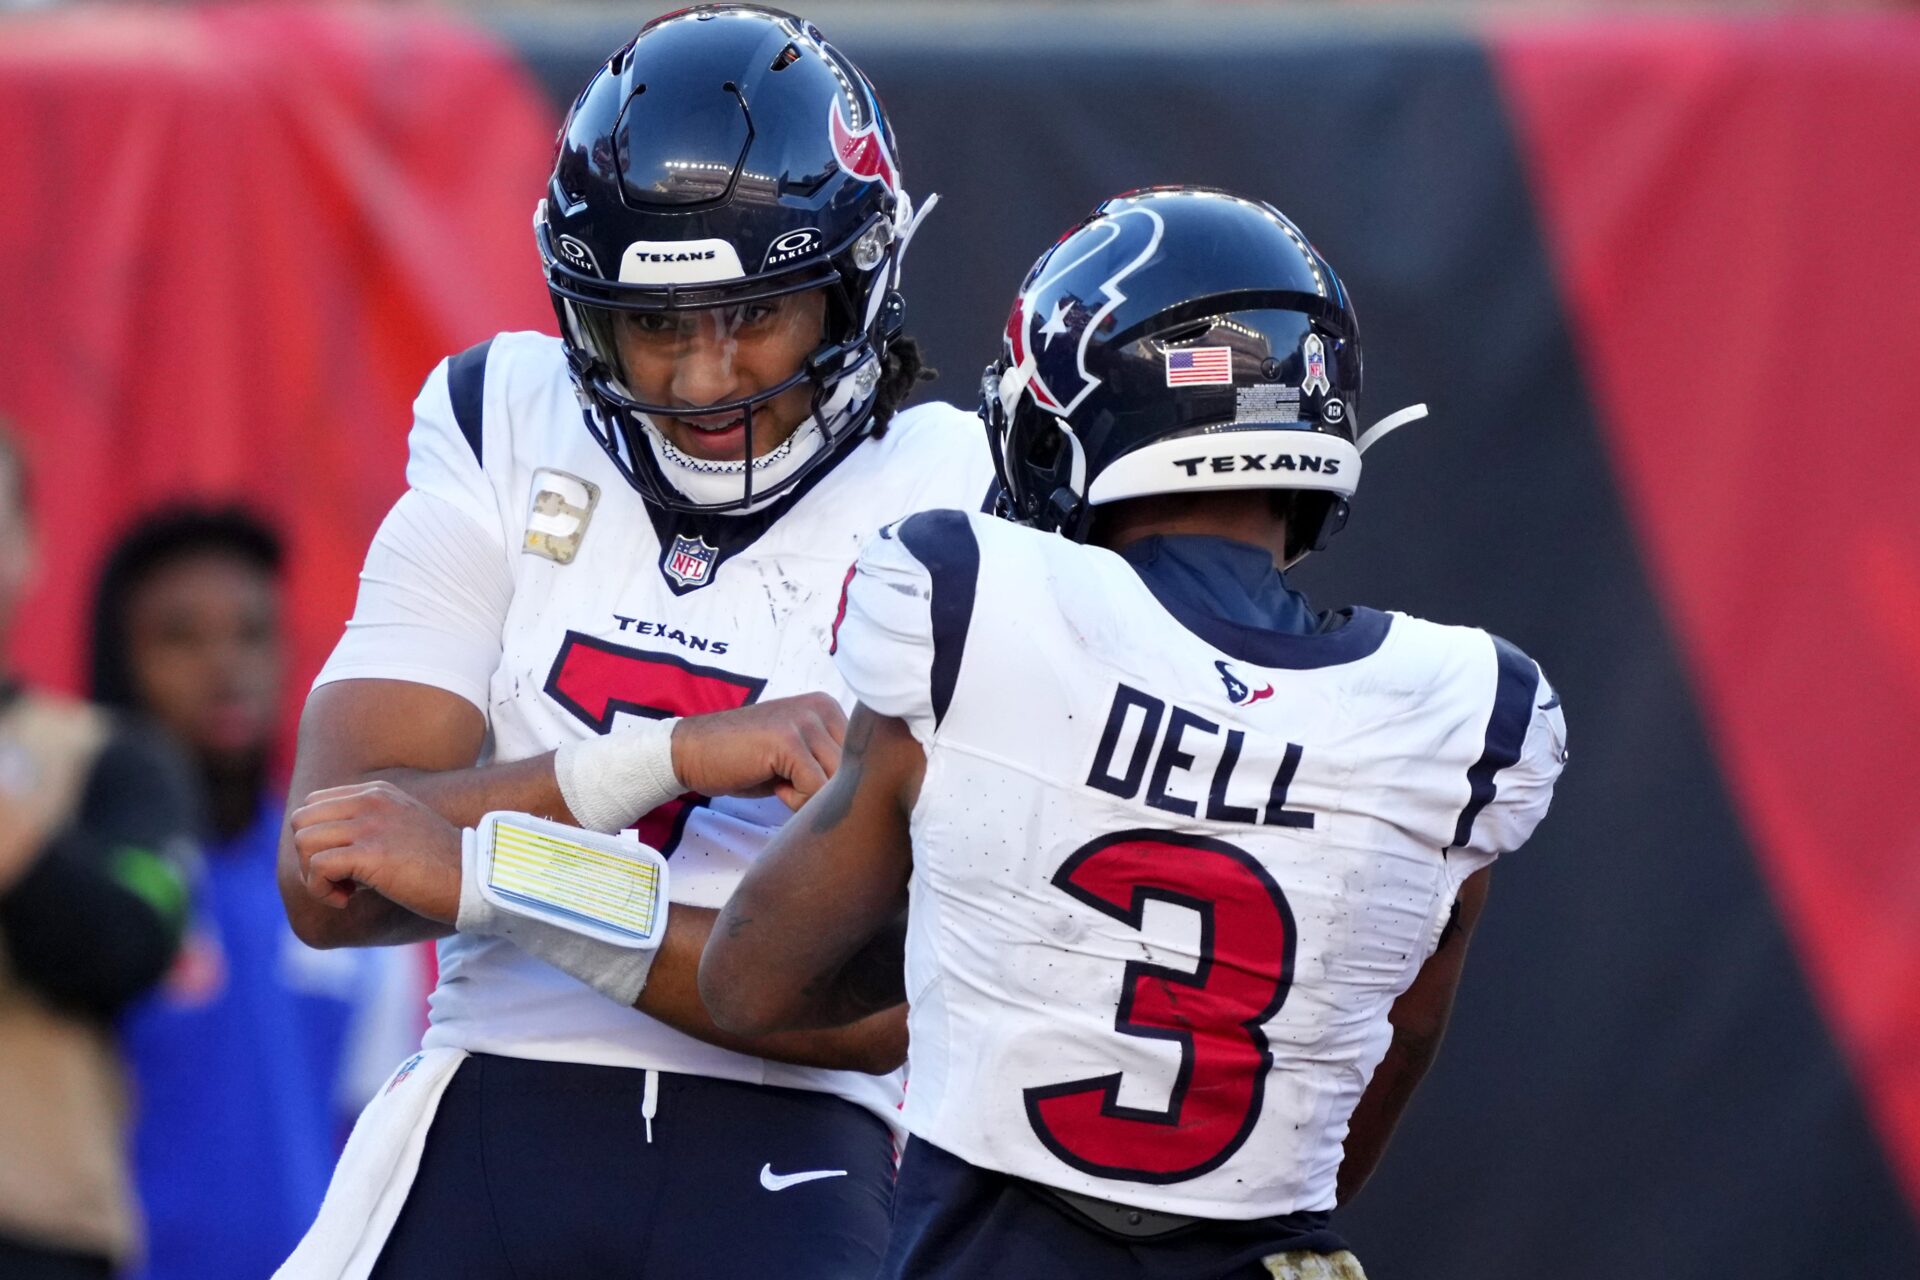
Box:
759, 1164, 848, 1192
1539, 691, 1561, 710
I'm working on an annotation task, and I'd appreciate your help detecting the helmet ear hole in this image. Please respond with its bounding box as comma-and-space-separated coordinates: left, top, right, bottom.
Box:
877, 290, 906, 341
1277, 491, 1348, 563
1029, 421, 1064, 469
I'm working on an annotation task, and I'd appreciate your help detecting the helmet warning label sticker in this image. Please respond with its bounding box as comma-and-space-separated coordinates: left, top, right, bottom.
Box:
1234, 385, 1303, 424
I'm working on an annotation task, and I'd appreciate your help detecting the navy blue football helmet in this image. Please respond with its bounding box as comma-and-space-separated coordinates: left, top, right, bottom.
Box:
983, 187, 1420, 561
537, 5, 919, 512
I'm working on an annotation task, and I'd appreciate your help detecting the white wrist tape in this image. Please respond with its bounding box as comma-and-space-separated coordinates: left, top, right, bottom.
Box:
457, 812, 669, 1006
553, 715, 683, 834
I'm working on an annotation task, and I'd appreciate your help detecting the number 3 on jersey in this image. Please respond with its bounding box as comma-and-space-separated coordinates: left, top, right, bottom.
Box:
1024, 831, 1296, 1183
543, 631, 765, 852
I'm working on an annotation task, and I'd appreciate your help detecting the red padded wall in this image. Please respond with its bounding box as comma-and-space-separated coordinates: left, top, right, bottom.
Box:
0, 3, 556, 732
1495, 15, 1920, 1212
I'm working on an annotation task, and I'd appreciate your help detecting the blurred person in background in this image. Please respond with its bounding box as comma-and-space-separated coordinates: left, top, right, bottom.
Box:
0, 424, 197, 1280
91, 508, 421, 1280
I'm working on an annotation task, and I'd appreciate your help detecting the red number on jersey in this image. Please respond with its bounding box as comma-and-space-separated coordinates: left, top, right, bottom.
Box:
1024, 830, 1296, 1183
543, 631, 765, 852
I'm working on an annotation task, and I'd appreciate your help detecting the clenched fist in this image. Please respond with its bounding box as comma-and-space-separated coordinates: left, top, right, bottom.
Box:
672, 692, 847, 811
290, 781, 464, 922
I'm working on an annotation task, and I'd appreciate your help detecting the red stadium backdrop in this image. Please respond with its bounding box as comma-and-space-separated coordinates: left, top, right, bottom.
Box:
3, 5, 1917, 1276
1496, 13, 1920, 1222
0, 3, 554, 725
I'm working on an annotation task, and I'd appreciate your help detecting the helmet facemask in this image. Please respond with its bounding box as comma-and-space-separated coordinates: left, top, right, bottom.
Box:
544, 209, 903, 513
981, 357, 1096, 540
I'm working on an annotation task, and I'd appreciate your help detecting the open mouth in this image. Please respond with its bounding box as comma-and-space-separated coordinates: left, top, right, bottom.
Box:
666, 411, 750, 461
681, 412, 745, 435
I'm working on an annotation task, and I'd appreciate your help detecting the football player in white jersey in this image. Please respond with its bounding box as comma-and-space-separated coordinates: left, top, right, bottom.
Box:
701, 187, 1568, 1279
273, 7, 993, 1276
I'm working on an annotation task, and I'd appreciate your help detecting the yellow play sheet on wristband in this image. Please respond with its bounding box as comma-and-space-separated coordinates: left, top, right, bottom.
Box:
485, 820, 663, 943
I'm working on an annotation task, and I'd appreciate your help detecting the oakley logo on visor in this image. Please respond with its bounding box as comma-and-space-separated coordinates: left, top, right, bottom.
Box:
762, 228, 823, 271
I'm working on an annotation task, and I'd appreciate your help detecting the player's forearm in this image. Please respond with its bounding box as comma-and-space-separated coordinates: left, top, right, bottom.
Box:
281, 680, 499, 947
701, 707, 921, 1037
365, 753, 574, 829
281, 759, 567, 948
715, 907, 909, 1034
640, 905, 907, 1073
1336, 1025, 1441, 1203
280, 869, 453, 949
1336, 867, 1492, 1203
278, 786, 451, 948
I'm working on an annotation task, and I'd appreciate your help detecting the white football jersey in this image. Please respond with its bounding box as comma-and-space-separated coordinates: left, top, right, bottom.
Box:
832, 510, 1565, 1216
316, 331, 995, 1125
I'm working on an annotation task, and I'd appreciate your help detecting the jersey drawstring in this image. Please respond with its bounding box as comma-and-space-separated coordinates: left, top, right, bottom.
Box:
642, 1068, 659, 1144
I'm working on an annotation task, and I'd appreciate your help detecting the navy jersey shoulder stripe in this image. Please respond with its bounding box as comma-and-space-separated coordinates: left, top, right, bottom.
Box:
895, 510, 980, 729
1450, 634, 1541, 849
446, 338, 493, 464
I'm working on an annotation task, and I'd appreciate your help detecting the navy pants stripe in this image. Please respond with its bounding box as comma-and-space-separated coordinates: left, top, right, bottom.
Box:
879, 1137, 1348, 1280
372, 1054, 896, 1279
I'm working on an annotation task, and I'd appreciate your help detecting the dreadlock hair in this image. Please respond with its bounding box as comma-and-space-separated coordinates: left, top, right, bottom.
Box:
867, 334, 937, 437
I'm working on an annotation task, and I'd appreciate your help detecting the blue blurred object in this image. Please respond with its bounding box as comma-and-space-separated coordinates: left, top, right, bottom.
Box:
118, 798, 390, 1280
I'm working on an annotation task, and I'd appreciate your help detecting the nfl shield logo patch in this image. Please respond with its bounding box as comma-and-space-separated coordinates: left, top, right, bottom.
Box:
663, 533, 719, 589
386, 1052, 425, 1094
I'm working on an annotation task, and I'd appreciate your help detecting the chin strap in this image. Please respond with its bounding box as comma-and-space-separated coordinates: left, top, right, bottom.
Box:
1042, 418, 1090, 533
993, 357, 1090, 532
1058, 419, 1088, 497
1354, 402, 1429, 455
997, 355, 1035, 421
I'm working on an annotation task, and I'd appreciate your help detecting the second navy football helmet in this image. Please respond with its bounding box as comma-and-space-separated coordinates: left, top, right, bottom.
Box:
983, 187, 1424, 560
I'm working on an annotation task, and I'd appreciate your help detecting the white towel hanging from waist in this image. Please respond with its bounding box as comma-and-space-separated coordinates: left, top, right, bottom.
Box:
274, 1046, 468, 1280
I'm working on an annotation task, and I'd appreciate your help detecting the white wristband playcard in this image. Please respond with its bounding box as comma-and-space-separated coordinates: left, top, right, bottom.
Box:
472, 811, 669, 949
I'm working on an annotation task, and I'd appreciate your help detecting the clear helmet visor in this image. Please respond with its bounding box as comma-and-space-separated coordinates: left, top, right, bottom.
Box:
573, 288, 829, 449
567, 285, 877, 509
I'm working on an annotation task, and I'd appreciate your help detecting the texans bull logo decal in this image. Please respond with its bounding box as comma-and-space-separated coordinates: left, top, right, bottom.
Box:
1007, 205, 1165, 417
1216, 660, 1274, 706
829, 98, 898, 195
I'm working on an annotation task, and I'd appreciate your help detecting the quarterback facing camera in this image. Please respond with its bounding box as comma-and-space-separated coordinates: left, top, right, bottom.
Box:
981, 186, 1426, 560
279, 6, 1004, 1276
536, 4, 932, 513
